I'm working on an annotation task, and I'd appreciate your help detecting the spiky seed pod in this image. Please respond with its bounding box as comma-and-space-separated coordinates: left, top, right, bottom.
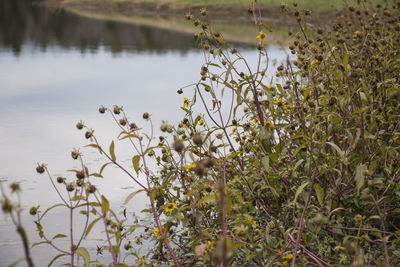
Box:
88, 185, 96, 194
29, 206, 38, 215
66, 183, 75, 192
76, 121, 84, 130
85, 130, 93, 139
36, 165, 45, 174
98, 106, 106, 114
113, 105, 121, 115
76, 170, 85, 180
192, 133, 203, 146
172, 136, 185, 153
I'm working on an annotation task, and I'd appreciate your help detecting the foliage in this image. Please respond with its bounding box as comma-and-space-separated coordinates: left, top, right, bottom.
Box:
1, 0, 400, 266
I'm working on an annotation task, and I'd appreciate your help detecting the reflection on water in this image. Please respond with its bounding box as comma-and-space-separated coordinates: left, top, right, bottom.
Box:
0, 0, 289, 265
0, 0, 198, 55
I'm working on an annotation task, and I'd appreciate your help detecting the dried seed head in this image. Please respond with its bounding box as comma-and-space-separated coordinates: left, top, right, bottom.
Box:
98, 106, 106, 114
1, 198, 12, 214
119, 118, 127, 126
113, 105, 121, 115
85, 130, 93, 139
29, 206, 38, 215
142, 112, 150, 119
172, 136, 185, 153
88, 185, 96, 194
192, 133, 203, 146
76, 121, 84, 130
36, 164, 45, 174
76, 170, 85, 180
71, 149, 80, 160
66, 183, 75, 192
57, 177, 65, 184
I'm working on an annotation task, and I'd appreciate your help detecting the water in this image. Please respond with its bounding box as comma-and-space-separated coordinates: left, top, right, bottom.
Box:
0, 0, 289, 265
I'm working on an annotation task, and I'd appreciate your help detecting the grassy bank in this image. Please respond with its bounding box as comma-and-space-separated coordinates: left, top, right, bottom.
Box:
47, 0, 387, 46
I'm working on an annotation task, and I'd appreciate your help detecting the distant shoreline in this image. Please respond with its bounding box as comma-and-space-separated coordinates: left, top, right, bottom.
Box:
42, 0, 341, 46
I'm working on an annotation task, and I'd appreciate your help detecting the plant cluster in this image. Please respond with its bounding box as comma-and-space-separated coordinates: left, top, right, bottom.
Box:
1, 0, 400, 266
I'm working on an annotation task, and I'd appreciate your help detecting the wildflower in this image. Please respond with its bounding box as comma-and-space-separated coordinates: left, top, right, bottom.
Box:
198, 119, 204, 126
247, 216, 258, 226
208, 241, 214, 251
257, 31, 266, 42
354, 30, 361, 35
274, 98, 283, 106
183, 98, 190, 108
231, 127, 236, 134
282, 253, 293, 266
164, 202, 177, 214
328, 51, 332, 58
253, 118, 259, 125
153, 227, 161, 239
268, 85, 274, 90
274, 243, 283, 252
264, 120, 275, 130
186, 163, 195, 172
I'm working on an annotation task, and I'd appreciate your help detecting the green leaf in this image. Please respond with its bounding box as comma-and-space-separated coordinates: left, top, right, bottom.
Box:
76, 247, 90, 267
261, 157, 270, 172
132, 155, 140, 175
109, 141, 116, 162
326, 141, 344, 157
293, 182, 309, 204
84, 217, 102, 238
313, 183, 324, 206
197, 194, 215, 205
226, 193, 232, 218
85, 144, 102, 154
51, 234, 67, 240
355, 163, 368, 193
343, 53, 349, 70
124, 189, 146, 204
32, 240, 50, 247
101, 195, 110, 215
261, 21, 272, 32
47, 253, 67, 267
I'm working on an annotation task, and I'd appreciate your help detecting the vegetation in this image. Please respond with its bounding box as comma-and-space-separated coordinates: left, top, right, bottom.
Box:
1, 0, 400, 266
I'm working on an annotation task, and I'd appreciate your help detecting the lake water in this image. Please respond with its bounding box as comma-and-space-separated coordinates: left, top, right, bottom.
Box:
0, 0, 289, 265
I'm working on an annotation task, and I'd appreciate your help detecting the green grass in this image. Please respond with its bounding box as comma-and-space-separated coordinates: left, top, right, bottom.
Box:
121, 0, 388, 11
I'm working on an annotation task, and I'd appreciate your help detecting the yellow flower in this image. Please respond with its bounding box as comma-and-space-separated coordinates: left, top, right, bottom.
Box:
247, 216, 258, 226
274, 243, 282, 252
264, 120, 275, 130
328, 51, 332, 58
354, 30, 361, 35
153, 227, 160, 239
253, 118, 259, 125
268, 85, 274, 90
164, 202, 177, 214
282, 253, 294, 265
257, 31, 266, 42
274, 98, 283, 106
198, 119, 204, 126
208, 241, 214, 251
183, 98, 190, 108
186, 163, 195, 172
231, 127, 236, 134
